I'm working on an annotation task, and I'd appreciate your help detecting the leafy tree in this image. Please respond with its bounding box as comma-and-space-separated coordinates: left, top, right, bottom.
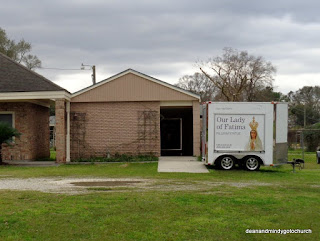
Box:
287, 86, 320, 127
304, 123, 320, 152
198, 47, 276, 101
0, 27, 41, 70
287, 86, 320, 150
243, 86, 286, 102
175, 72, 216, 101
0, 122, 20, 164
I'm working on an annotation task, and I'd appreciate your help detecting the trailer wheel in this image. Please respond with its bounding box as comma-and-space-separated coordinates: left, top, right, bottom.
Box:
218, 156, 235, 170
244, 156, 260, 171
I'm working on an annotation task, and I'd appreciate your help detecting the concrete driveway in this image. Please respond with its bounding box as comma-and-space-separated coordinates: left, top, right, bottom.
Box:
3, 161, 59, 167
157, 156, 209, 173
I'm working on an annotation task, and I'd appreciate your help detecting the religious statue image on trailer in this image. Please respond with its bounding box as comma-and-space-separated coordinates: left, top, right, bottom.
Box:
245, 117, 263, 151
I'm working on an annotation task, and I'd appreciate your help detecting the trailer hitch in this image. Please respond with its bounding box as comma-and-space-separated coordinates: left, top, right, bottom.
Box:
287, 159, 305, 172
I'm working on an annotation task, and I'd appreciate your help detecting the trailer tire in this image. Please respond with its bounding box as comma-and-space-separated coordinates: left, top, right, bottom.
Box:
244, 156, 260, 171
218, 156, 235, 170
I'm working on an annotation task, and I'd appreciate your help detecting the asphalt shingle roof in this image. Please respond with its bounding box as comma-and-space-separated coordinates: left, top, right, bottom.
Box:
0, 52, 65, 92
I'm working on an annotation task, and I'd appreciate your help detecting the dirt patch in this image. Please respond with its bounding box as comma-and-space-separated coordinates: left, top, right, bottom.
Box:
70, 181, 142, 187
0, 177, 273, 194
311, 185, 320, 188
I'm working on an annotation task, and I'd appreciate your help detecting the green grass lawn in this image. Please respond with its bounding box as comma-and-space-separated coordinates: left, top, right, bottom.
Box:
0, 151, 319, 240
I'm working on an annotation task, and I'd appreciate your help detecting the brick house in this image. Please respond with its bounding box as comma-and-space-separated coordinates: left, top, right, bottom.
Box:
70, 69, 200, 159
0, 53, 70, 162
1, 52, 200, 163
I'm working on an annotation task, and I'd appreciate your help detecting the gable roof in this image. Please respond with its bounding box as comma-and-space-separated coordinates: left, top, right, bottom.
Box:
72, 69, 200, 100
0, 52, 66, 93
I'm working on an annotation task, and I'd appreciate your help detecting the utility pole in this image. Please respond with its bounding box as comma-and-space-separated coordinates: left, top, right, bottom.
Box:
302, 104, 306, 160
304, 104, 306, 128
81, 63, 96, 85
92, 65, 96, 85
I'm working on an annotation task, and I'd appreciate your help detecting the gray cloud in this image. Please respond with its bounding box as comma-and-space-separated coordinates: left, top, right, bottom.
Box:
1, 0, 320, 93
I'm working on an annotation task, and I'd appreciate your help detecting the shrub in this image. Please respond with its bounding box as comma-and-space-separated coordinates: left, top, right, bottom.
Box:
72, 154, 158, 163
0, 122, 20, 163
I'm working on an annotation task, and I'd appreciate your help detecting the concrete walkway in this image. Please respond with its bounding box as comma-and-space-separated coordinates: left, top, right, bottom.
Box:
3, 161, 60, 167
157, 156, 209, 173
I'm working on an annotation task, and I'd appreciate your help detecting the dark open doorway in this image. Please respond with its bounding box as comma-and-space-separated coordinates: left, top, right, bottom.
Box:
160, 107, 193, 156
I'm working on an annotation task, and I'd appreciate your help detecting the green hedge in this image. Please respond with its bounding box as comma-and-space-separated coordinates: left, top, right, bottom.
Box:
72, 154, 158, 163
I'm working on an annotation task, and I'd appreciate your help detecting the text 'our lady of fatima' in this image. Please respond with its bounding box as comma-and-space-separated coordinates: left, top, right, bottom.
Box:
216, 116, 246, 130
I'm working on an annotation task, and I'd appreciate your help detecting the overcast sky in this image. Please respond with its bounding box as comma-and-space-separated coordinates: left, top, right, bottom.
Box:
1, 0, 320, 93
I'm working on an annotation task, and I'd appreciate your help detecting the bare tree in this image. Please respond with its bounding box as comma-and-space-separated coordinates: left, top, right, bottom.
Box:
23, 54, 42, 70
0, 27, 41, 70
175, 72, 216, 101
198, 47, 276, 101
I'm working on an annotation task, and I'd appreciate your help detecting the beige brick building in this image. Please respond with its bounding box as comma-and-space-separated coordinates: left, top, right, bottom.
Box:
71, 69, 200, 159
0, 102, 50, 160
1, 51, 200, 163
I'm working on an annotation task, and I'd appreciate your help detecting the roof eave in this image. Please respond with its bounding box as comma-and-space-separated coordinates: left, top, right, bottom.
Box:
0, 90, 71, 101
72, 69, 200, 100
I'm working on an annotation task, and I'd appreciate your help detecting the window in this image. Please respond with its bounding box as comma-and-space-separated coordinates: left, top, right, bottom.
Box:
0, 113, 14, 127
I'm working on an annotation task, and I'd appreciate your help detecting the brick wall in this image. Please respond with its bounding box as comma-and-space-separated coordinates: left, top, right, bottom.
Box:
193, 100, 201, 156
55, 99, 66, 163
0, 102, 50, 160
70, 101, 160, 160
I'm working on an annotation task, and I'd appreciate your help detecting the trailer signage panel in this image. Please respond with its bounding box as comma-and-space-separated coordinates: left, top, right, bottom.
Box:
214, 114, 265, 152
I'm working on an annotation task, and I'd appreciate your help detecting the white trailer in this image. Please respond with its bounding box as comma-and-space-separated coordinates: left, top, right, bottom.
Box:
201, 102, 288, 171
